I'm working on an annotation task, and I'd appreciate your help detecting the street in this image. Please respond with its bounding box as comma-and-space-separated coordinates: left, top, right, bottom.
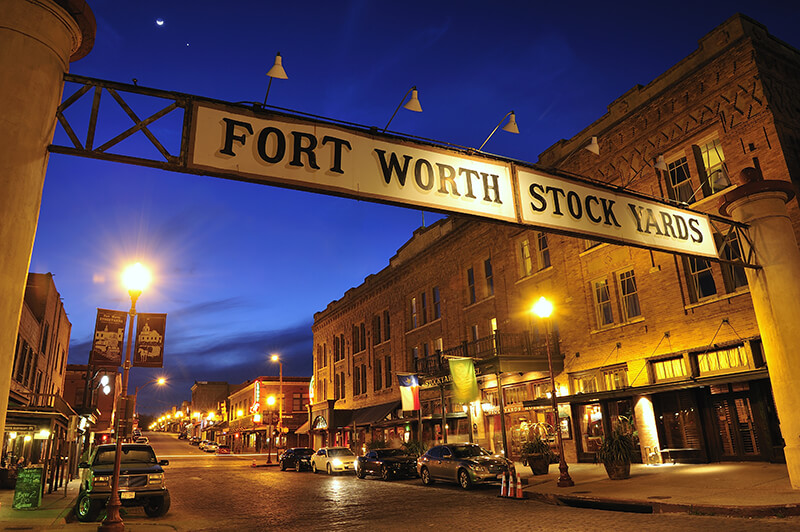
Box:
81, 432, 800, 531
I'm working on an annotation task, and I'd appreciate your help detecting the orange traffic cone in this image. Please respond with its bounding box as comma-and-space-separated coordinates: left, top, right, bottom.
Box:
516, 472, 524, 499
500, 472, 508, 497
251, 459, 257, 467
507, 472, 516, 498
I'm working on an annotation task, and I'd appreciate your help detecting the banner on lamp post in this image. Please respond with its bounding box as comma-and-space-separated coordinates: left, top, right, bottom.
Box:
133, 313, 167, 368
89, 308, 127, 367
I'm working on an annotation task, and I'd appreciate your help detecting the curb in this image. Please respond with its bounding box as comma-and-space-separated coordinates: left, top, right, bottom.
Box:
525, 491, 800, 518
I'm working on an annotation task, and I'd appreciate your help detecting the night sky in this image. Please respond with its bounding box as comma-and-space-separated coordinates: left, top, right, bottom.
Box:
30, 1, 800, 414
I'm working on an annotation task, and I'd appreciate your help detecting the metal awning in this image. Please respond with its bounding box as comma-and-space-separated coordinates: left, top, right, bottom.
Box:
351, 400, 401, 426
295, 420, 310, 434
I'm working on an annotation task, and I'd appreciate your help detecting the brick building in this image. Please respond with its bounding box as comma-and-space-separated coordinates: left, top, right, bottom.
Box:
310, 14, 799, 465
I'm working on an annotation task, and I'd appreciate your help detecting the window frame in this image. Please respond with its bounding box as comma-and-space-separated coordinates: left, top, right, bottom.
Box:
592, 277, 614, 328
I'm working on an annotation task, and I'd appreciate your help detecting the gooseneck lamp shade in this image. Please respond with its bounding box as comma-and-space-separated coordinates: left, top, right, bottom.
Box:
585, 136, 600, 155
122, 262, 151, 293
384, 86, 423, 132
655, 155, 668, 171
532, 296, 554, 319
478, 110, 519, 151
266, 52, 288, 79
403, 87, 423, 113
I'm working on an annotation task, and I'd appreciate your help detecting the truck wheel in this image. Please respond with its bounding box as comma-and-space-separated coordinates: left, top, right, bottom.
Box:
143, 494, 171, 517
75, 492, 102, 522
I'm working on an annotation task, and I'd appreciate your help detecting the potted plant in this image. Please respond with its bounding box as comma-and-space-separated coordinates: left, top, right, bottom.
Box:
596, 425, 635, 480
521, 435, 554, 475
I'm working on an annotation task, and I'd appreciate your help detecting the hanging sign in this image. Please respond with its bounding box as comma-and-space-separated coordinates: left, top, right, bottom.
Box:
517, 168, 718, 257
89, 309, 127, 367
133, 313, 167, 368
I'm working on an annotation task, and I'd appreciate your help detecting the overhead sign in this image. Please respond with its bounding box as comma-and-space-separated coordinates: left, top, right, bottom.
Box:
517, 169, 718, 257
187, 102, 717, 258
133, 313, 166, 368
90, 309, 127, 367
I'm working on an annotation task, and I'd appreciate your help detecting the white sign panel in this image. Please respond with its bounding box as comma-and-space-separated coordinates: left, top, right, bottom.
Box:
516, 168, 718, 258
188, 103, 517, 222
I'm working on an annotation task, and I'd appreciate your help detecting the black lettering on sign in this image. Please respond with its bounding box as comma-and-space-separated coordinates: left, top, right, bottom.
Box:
586, 196, 601, 223
414, 159, 434, 191
675, 215, 689, 240
321, 136, 352, 174
481, 173, 503, 204
290, 131, 321, 169
601, 198, 621, 227
219, 118, 253, 156
689, 218, 703, 243
257, 127, 285, 163
529, 183, 546, 212
374, 149, 412, 186
567, 191, 582, 219
460, 169, 480, 199
545, 186, 566, 216
437, 164, 460, 196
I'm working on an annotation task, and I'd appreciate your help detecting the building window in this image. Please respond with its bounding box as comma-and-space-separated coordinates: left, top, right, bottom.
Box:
433, 287, 441, 319
470, 324, 479, 341
693, 138, 729, 198
384, 311, 391, 340
717, 232, 748, 293
361, 365, 367, 395
666, 156, 694, 204
652, 357, 686, 381
467, 267, 476, 304
434, 337, 443, 354
340, 372, 346, 400
410, 297, 418, 329
696, 346, 748, 375
484, 258, 494, 296
360, 323, 366, 351
422, 343, 429, 358
520, 238, 533, 277
411, 346, 419, 364
603, 366, 629, 390
372, 315, 382, 345
503, 385, 530, 405
537, 232, 551, 270
340, 334, 346, 359
292, 393, 304, 412
573, 373, 598, 394
421, 292, 428, 325
354, 368, 360, 396
374, 358, 382, 391
592, 278, 614, 328
618, 269, 642, 321
385, 356, 392, 388
532, 381, 550, 399
685, 256, 717, 302
334, 373, 340, 400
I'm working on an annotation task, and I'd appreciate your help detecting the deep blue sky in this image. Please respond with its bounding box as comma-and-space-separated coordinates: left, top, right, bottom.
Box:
31, 1, 800, 414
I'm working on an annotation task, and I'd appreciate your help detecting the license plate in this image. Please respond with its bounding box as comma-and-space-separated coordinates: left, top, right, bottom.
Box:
120, 492, 135, 499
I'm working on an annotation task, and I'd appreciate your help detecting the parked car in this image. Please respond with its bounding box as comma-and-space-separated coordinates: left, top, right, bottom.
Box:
177, 433, 188, 440
278, 448, 314, 471
198, 440, 211, 450
417, 443, 510, 490
189, 436, 201, 445
356, 448, 418, 480
75, 443, 170, 522
216, 444, 231, 455
203, 442, 219, 453
311, 447, 356, 475
134, 436, 149, 444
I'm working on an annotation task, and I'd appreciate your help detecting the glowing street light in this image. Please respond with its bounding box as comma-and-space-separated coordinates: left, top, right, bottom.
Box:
531, 296, 574, 488
133, 376, 167, 421
101, 262, 151, 532
271, 354, 283, 434
266, 395, 276, 463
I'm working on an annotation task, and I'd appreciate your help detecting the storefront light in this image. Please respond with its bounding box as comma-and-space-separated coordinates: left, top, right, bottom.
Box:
23, 435, 32, 442
8, 432, 16, 440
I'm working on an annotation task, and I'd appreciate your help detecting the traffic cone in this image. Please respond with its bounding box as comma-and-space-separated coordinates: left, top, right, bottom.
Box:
251, 459, 257, 467
516, 472, 525, 499
507, 472, 515, 498
500, 472, 508, 497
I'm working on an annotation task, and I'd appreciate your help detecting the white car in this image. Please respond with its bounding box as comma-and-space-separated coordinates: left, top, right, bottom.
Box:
198, 440, 210, 451
311, 447, 356, 475
204, 441, 219, 453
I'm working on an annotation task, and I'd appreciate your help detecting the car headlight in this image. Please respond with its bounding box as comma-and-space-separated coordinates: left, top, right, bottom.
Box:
93, 475, 110, 485
469, 463, 488, 473
148, 473, 164, 484
331, 458, 343, 467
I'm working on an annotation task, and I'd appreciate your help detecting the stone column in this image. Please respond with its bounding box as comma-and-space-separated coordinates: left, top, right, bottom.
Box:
721, 169, 800, 489
0, 1, 94, 438
633, 395, 661, 464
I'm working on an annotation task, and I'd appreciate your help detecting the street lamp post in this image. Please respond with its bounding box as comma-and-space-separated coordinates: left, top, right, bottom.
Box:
132, 377, 166, 424
271, 354, 283, 437
265, 395, 276, 463
532, 296, 574, 488
101, 262, 151, 532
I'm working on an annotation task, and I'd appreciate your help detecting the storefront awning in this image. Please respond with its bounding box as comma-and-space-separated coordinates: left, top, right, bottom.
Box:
352, 400, 401, 426
295, 420, 310, 434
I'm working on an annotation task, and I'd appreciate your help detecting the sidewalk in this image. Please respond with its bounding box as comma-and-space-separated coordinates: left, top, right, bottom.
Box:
510, 460, 800, 517
0, 478, 79, 530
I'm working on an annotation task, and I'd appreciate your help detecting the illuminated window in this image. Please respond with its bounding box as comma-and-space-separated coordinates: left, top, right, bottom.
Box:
685, 256, 717, 302
694, 138, 729, 197
666, 156, 694, 204
592, 278, 614, 328
434, 337, 443, 354
410, 297, 418, 329
520, 238, 533, 277
696, 346, 748, 375
603, 366, 628, 390
573, 373, 598, 393
618, 269, 642, 321
652, 357, 686, 381
537, 232, 551, 270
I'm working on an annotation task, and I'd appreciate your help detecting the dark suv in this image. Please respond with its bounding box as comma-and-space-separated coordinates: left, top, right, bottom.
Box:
75, 443, 170, 522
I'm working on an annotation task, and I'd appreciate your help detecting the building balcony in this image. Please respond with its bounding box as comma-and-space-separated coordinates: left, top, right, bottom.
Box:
414, 331, 563, 380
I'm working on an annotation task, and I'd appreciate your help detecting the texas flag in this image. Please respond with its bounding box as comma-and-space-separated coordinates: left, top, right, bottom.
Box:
397, 374, 421, 411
